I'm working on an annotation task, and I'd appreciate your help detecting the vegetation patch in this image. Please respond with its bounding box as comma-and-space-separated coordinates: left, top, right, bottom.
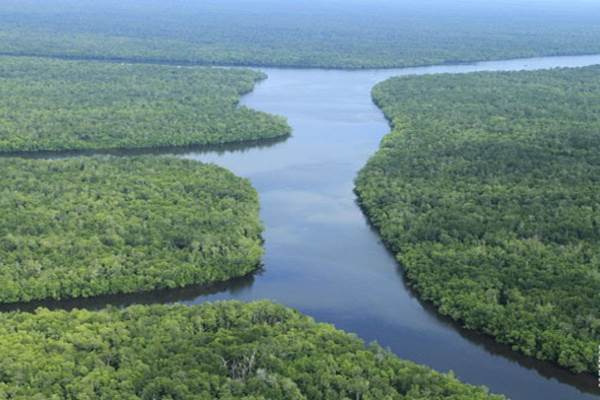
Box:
356, 66, 600, 373
1, 0, 600, 68
0, 300, 503, 399
0, 56, 289, 152
0, 156, 263, 303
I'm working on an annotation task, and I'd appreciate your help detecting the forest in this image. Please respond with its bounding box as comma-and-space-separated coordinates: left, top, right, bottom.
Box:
355, 66, 600, 374
0, 0, 599, 68
0, 300, 503, 399
2, 1, 599, 397
0, 56, 290, 153
0, 157, 264, 303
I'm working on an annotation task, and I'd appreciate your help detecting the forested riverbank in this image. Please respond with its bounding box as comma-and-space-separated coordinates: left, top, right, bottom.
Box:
0, 157, 264, 303
1, 4, 600, 392
356, 65, 600, 374
0, 56, 289, 152
0, 301, 504, 399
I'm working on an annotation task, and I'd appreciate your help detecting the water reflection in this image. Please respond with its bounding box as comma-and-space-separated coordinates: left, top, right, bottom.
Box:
0, 271, 260, 313
0, 136, 288, 160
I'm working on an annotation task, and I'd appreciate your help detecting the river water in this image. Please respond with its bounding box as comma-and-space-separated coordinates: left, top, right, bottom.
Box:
7, 54, 600, 399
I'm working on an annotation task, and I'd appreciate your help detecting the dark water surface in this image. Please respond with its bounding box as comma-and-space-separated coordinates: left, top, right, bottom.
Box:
8, 54, 600, 399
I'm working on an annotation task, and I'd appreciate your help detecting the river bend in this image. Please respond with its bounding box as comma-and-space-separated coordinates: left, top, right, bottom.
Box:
8, 54, 600, 400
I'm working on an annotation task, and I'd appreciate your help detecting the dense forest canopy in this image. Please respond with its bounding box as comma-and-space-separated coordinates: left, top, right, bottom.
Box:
1, 2, 597, 397
0, 0, 600, 68
0, 301, 504, 399
0, 157, 264, 303
0, 56, 289, 152
355, 65, 600, 374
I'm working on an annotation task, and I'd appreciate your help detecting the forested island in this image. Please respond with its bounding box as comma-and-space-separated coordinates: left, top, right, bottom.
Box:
0, 56, 289, 152
0, 0, 599, 68
356, 65, 600, 374
0, 300, 503, 399
0, 157, 264, 303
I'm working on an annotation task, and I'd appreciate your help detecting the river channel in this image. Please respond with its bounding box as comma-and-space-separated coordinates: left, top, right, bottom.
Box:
7, 54, 600, 400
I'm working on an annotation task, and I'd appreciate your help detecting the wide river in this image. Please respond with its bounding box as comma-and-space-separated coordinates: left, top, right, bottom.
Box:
8, 54, 600, 399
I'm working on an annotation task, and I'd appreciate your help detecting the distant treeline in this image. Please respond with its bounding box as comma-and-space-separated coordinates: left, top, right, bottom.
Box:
0, 56, 290, 152
356, 66, 600, 373
0, 300, 504, 399
0, 0, 599, 68
0, 157, 263, 303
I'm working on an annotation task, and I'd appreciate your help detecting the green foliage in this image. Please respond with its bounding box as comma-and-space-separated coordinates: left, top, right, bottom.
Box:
0, 300, 503, 399
0, 157, 264, 303
0, 56, 289, 152
356, 66, 600, 374
1, 1, 600, 69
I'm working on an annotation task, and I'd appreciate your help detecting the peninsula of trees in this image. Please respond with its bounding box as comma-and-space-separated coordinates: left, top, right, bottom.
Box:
0, 157, 264, 303
0, 56, 290, 153
0, 301, 504, 399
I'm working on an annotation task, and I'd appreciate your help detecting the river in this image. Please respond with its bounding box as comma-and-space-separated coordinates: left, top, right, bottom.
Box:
7, 54, 600, 399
